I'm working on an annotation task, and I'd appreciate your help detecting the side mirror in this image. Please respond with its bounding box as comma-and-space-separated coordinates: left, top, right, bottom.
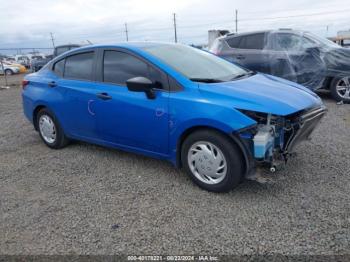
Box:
126, 76, 155, 99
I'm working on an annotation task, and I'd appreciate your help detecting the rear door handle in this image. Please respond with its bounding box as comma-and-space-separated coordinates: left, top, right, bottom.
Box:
236, 55, 245, 60
48, 81, 56, 87
96, 92, 112, 100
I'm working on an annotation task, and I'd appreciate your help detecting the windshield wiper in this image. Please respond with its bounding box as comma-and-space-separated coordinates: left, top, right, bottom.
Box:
190, 78, 223, 83
231, 71, 255, 80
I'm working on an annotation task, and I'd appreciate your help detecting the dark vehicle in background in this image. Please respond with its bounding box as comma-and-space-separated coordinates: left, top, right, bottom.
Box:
31, 55, 53, 72
31, 43, 81, 72
54, 44, 81, 57
210, 29, 350, 102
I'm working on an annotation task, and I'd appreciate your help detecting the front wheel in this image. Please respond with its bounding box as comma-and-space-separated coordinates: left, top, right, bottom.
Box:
330, 76, 350, 102
181, 129, 244, 192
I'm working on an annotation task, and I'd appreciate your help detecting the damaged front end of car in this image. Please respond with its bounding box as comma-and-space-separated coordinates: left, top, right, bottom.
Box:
235, 106, 327, 179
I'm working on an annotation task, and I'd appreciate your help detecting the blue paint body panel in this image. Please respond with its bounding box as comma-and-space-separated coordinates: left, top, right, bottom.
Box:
22, 43, 323, 166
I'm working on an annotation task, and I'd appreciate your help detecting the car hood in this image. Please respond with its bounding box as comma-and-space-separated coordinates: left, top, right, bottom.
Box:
198, 73, 323, 116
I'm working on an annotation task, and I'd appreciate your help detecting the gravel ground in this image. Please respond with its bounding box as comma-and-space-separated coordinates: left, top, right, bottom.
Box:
0, 80, 350, 256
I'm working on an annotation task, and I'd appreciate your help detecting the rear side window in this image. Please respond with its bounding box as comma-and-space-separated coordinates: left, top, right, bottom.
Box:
103, 51, 149, 86
239, 33, 265, 50
64, 52, 94, 81
53, 59, 65, 76
226, 36, 241, 48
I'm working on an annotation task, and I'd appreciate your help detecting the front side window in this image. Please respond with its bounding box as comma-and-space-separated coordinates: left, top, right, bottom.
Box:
304, 32, 339, 48
64, 52, 94, 81
275, 33, 303, 51
239, 33, 265, 50
103, 51, 149, 86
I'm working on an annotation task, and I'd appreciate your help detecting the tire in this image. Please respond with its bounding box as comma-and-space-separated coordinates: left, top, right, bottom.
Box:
4, 69, 13, 75
181, 129, 244, 192
36, 108, 69, 149
330, 76, 350, 102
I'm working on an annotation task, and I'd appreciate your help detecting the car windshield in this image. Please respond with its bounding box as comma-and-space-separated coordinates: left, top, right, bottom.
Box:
142, 44, 249, 82
305, 32, 340, 48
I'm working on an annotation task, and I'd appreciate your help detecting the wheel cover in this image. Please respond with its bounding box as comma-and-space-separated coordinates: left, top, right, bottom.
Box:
187, 141, 227, 185
39, 115, 56, 144
336, 77, 350, 99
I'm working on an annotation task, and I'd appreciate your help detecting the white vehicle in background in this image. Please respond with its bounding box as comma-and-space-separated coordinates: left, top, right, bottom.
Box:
14, 55, 31, 68
0, 63, 20, 75
14, 53, 47, 69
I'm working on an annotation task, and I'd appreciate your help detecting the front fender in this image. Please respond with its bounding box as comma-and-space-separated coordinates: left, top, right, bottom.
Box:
168, 92, 256, 165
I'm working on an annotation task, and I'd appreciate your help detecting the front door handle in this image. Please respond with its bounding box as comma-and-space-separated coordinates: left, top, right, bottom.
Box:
48, 81, 57, 87
236, 55, 245, 60
96, 92, 112, 100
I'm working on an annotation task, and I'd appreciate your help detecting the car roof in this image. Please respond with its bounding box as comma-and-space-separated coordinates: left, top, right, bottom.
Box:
84, 41, 177, 49
53, 42, 180, 59
223, 29, 308, 39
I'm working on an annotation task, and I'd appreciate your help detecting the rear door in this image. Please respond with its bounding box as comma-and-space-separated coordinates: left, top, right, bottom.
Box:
219, 35, 242, 63
221, 33, 270, 73
233, 33, 270, 73
53, 50, 101, 140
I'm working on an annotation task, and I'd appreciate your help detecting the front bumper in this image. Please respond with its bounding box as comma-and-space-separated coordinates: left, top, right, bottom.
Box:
237, 105, 327, 180
284, 106, 327, 154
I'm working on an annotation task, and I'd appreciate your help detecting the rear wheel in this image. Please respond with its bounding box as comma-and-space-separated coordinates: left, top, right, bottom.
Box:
330, 76, 350, 102
181, 129, 244, 192
36, 108, 69, 149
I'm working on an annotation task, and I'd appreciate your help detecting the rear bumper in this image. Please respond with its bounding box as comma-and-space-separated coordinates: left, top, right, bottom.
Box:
22, 92, 34, 124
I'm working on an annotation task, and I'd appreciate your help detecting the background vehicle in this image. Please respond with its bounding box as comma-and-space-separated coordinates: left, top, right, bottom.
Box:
0, 63, 20, 75
210, 29, 350, 102
1, 61, 26, 73
53, 44, 81, 57
22, 43, 325, 192
31, 56, 53, 72
14, 55, 31, 69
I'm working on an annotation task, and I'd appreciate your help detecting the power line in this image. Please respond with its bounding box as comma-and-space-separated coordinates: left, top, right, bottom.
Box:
3, 8, 349, 49
177, 8, 350, 30
239, 8, 350, 22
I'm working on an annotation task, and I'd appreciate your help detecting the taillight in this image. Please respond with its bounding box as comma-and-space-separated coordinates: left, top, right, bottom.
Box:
22, 80, 29, 90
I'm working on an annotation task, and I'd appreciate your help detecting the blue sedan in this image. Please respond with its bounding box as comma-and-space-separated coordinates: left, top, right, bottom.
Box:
22, 42, 326, 192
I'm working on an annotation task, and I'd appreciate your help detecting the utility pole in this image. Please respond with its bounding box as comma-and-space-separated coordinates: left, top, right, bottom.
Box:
50, 32, 55, 48
173, 13, 178, 43
235, 9, 238, 33
125, 23, 129, 42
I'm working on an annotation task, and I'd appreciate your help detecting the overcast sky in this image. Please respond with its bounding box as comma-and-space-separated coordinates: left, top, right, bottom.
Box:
1, 0, 349, 52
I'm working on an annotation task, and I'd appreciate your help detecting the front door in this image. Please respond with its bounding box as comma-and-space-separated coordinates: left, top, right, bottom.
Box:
93, 49, 169, 156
